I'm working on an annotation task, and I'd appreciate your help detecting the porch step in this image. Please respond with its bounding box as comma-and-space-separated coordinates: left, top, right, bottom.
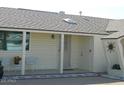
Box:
2, 72, 99, 80
63, 69, 74, 71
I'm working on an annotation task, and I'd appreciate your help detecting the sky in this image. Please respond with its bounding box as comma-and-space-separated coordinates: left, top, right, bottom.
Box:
0, 0, 124, 19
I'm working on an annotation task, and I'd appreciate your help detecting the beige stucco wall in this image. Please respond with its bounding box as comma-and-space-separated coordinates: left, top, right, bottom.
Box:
102, 38, 124, 77
93, 35, 108, 72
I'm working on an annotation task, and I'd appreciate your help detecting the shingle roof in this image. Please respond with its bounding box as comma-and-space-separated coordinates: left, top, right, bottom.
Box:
102, 31, 124, 39
0, 7, 110, 34
106, 19, 124, 32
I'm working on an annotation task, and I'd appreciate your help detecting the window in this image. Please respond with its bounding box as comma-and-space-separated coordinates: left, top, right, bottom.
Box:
63, 18, 77, 24
0, 32, 4, 50
0, 31, 30, 51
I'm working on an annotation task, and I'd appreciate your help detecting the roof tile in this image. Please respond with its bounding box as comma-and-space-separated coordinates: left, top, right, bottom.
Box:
0, 7, 110, 34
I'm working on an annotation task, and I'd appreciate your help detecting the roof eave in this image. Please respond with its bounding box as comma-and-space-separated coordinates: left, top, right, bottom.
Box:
0, 26, 109, 35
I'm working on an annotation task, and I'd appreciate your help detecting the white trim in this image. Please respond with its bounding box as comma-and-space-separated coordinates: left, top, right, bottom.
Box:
21, 31, 26, 75
27, 32, 31, 52
60, 33, 64, 73
0, 31, 31, 52
0, 28, 107, 36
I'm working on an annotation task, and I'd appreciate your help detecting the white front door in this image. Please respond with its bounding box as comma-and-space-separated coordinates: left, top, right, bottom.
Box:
79, 37, 93, 71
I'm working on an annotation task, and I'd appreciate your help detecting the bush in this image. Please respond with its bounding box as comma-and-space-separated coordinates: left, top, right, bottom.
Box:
112, 64, 121, 70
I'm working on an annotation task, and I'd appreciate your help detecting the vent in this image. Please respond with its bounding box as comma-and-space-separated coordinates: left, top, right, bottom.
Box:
59, 11, 65, 14
63, 18, 77, 24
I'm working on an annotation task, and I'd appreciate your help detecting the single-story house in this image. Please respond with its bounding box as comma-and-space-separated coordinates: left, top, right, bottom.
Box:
0, 7, 124, 77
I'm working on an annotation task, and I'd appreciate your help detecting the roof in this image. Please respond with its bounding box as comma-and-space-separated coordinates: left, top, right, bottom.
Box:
0, 7, 110, 35
102, 31, 124, 39
106, 19, 124, 32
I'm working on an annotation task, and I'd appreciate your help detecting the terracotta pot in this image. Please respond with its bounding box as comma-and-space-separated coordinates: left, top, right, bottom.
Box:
14, 56, 21, 65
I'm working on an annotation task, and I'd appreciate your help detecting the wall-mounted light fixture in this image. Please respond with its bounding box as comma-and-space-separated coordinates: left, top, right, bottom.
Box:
51, 34, 55, 39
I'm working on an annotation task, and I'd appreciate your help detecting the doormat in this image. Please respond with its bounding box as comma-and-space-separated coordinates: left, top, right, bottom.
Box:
2, 72, 99, 80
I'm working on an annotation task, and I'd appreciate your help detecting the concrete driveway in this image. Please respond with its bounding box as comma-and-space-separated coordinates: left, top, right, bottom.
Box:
0, 76, 124, 85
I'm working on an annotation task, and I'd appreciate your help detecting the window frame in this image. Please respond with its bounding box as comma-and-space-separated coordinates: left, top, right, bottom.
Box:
0, 31, 30, 52
0, 31, 6, 50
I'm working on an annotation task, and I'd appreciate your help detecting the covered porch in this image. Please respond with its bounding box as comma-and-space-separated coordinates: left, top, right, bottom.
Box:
0, 29, 94, 76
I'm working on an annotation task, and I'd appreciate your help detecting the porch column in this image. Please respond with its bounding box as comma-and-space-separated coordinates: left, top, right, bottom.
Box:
21, 31, 26, 75
60, 33, 64, 73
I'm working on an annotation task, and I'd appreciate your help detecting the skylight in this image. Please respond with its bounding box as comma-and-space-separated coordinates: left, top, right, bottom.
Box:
63, 18, 77, 24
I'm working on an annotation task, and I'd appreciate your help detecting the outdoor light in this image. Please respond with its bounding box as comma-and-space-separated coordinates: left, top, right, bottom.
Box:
51, 34, 55, 39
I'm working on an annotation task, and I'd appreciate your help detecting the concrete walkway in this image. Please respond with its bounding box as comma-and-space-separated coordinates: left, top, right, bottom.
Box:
0, 77, 124, 85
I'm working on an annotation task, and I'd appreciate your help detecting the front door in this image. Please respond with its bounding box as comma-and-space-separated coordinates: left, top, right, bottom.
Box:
79, 37, 93, 71
63, 35, 71, 69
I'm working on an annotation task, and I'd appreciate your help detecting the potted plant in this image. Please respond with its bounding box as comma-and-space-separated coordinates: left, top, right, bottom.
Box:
13, 56, 21, 65
112, 64, 121, 70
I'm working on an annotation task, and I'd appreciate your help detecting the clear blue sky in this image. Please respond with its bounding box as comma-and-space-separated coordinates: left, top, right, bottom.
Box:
0, 0, 124, 19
